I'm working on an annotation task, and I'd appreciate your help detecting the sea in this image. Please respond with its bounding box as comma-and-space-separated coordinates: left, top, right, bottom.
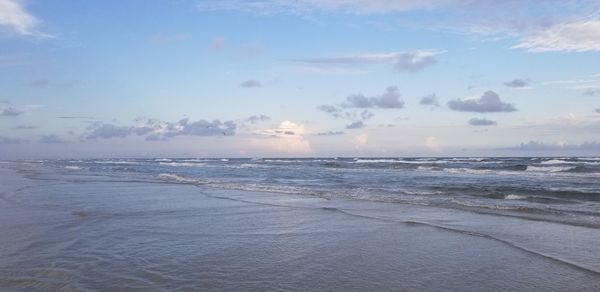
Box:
1, 157, 600, 290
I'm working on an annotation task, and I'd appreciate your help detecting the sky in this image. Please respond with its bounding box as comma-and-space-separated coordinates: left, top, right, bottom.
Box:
1, 0, 600, 158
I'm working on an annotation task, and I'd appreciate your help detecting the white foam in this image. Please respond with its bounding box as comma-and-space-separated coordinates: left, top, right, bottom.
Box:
541, 159, 600, 165
159, 162, 205, 167
526, 166, 576, 173
64, 166, 81, 170
505, 194, 527, 200
93, 160, 138, 165
577, 157, 600, 161
443, 168, 494, 175
540, 159, 569, 165
158, 173, 201, 184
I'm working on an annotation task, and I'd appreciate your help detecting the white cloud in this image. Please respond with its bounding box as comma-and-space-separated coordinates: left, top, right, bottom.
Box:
252, 120, 312, 154
0, 0, 46, 37
352, 133, 368, 149
197, 0, 504, 15
197, 1, 600, 53
425, 136, 441, 152
297, 50, 443, 73
343, 86, 404, 109
513, 20, 600, 53
448, 91, 517, 113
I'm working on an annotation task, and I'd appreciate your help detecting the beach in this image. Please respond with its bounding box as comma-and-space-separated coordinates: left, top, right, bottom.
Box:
1, 160, 600, 291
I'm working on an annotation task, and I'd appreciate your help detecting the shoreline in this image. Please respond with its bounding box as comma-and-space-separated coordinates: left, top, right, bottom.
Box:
1, 165, 600, 290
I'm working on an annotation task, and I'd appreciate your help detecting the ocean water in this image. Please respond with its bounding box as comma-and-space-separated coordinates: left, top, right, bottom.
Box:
1, 157, 600, 290
27, 157, 600, 227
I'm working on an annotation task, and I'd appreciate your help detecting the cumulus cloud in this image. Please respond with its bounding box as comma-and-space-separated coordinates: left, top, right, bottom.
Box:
513, 20, 600, 53
0, 106, 24, 116
39, 134, 63, 144
343, 86, 404, 109
86, 124, 133, 139
468, 117, 497, 126
252, 120, 312, 153
419, 93, 439, 107
0, 0, 45, 37
318, 87, 404, 130
504, 78, 530, 88
345, 120, 364, 129
243, 114, 270, 124
297, 51, 441, 73
239, 79, 261, 88
177, 118, 236, 136
448, 91, 517, 113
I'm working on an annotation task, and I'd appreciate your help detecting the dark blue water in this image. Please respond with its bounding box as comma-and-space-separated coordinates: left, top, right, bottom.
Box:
19, 157, 600, 227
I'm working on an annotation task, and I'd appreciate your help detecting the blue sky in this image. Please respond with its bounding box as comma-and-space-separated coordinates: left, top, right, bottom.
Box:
1, 0, 600, 158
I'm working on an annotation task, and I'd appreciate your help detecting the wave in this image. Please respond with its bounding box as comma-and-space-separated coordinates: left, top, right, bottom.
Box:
577, 157, 600, 161
541, 159, 600, 165
353, 159, 399, 163
443, 168, 495, 175
64, 166, 81, 170
93, 160, 138, 165
159, 162, 206, 167
505, 194, 527, 200
181, 159, 211, 162
158, 173, 204, 184
526, 166, 577, 173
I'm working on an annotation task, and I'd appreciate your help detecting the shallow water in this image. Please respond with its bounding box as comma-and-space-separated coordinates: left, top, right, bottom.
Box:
1, 159, 600, 291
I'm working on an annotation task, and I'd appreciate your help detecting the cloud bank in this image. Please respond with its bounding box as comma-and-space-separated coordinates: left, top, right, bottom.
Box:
86, 118, 237, 141
297, 51, 441, 73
